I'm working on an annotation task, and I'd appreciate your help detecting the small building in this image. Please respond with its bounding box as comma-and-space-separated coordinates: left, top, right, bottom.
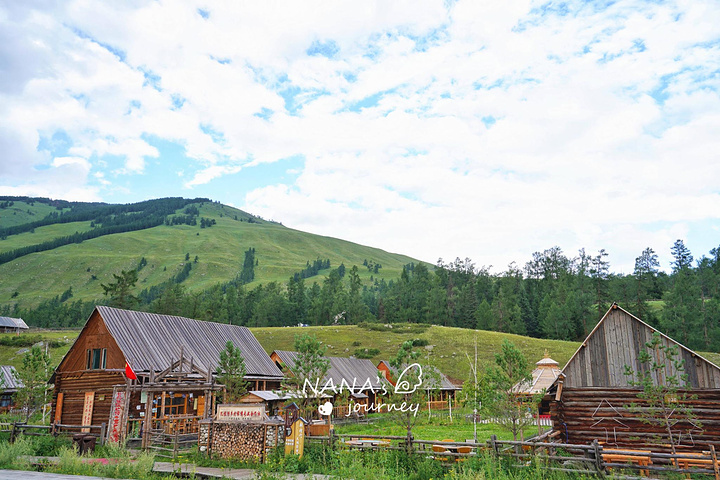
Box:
551, 303, 720, 451
513, 351, 561, 415
0, 316, 28, 334
51, 306, 284, 443
377, 360, 461, 410
0, 365, 21, 412
271, 350, 384, 417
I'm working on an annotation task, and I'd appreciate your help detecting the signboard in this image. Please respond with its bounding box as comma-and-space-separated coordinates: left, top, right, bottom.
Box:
284, 419, 305, 458
107, 390, 126, 443
81, 392, 95, 432
215, 403, 265, 422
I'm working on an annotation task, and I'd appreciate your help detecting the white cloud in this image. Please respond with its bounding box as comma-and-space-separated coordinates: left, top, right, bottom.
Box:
1, 0, 719, 272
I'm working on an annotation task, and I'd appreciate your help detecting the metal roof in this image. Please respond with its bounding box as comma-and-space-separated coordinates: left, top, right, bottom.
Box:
274, 350, 384, 390
97, 306, 283, 379
0, 317, 28, 329
0, 365, 22, 391
247, 390, 331, 401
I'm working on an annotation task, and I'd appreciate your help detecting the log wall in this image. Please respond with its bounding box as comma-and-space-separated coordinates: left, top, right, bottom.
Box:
552, 387, 720, 452
52, 371, 125, 426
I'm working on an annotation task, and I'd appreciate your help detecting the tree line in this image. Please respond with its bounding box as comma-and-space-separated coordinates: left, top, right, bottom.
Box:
4, 239, 720, 351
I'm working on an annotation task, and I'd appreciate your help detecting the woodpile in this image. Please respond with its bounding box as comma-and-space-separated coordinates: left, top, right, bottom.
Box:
552, 388, 720, 453
210, 423, 266, 460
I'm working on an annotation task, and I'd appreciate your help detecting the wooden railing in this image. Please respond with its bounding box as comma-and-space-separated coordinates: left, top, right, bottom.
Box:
309, 432, 720, 478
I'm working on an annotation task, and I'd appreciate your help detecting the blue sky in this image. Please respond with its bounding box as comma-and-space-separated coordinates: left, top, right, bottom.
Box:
1, 0, 719, 272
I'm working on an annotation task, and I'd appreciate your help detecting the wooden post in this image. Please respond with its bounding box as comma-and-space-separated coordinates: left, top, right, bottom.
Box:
710, 445, 720, 480
99, 423, 107, 446
142, 392, 153, 449
489, 434, 498, 456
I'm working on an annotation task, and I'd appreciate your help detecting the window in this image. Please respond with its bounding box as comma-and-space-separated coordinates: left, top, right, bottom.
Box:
86, 348, 106, 369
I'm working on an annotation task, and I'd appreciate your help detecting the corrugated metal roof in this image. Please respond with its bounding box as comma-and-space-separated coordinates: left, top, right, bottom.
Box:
274, 350, 383, 390
0, 317, 28, 329
97, 306, 283, 379
0, 365, 22, 391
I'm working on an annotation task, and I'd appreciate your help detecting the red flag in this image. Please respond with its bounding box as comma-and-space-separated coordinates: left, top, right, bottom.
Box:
125, 361, 137, 380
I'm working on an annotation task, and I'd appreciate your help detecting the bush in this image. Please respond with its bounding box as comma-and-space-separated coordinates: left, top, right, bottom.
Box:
353, 348, 380, 359
411, 338, 428, 347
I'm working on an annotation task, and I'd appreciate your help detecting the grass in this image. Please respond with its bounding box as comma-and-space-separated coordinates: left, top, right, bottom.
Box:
0, 202, 421, 307
0, 330, 76, 369
0, 221, 94, 254
334, 411, 539, 442
0, 201, 68, 229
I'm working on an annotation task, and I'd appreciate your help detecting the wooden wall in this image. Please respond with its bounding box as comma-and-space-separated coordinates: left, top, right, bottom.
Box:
564, 307, 720, 389
56, 310, 126, 372
52, 371, 125, 426
552, 387, 720, 452
52, 310, 127, 427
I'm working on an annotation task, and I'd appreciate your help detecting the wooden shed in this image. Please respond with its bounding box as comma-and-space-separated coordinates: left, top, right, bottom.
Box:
50, 306, 284, 442
551, 303, 720, 451
0, 316, 28, 334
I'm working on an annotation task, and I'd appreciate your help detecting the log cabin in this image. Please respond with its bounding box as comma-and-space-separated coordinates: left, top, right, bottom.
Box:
550, 303, 720, 451
50, 306, 284, 442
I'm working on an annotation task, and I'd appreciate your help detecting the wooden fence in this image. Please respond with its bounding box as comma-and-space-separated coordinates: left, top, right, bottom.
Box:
1, 421, 107, 445
308, 432, 720, 479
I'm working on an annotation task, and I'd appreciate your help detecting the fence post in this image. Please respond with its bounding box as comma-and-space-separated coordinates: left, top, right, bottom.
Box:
489, 434, 498, 456
710, 445, 719, 480
591, 439, 604, 476
99, 423, 106, 446
10, 422, 16, 443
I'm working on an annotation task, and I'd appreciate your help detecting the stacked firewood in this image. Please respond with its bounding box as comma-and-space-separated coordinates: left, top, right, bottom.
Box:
211, 423, 265, 460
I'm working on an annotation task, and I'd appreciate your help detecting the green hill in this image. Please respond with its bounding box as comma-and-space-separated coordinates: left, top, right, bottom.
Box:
0, 197, 421, 308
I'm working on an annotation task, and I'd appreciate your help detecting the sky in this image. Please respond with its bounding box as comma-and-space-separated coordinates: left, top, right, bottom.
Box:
1, 0, 719, 274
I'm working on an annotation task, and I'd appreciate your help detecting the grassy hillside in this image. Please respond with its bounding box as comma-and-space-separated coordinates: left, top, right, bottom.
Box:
252, 324, 580, 383
0, 200, 421, 307
0, 200, 69, 228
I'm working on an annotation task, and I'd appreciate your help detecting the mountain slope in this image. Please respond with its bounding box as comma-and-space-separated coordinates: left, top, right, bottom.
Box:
0, 198, 422, 307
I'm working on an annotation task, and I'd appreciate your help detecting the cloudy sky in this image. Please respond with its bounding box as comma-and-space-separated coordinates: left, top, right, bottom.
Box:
1, 0, 719, 273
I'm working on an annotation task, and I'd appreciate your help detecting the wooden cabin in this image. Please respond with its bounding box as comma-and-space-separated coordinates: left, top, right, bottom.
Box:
0, 365, 21, 413
551, 303, 720, 451
377, 360, 461, 410
0, 316, 28, 334
271, 350, 383, 417
50, 306, 284, 443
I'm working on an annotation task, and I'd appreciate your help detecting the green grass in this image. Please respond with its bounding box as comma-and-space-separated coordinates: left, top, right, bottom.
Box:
0, 221, 94, 254
335, 412, 539, 442
0, 202, 421, 307
0, 330, 76, 369
0, 201, 68, 229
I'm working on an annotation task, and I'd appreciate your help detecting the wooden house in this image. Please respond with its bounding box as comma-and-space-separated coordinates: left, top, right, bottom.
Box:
377, 360, 461, 410
0, 365, 21, 413
50, 306, 284, 443
271, 350, 383, 417
551, 303, 720, 451
0, 316, 28, 334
